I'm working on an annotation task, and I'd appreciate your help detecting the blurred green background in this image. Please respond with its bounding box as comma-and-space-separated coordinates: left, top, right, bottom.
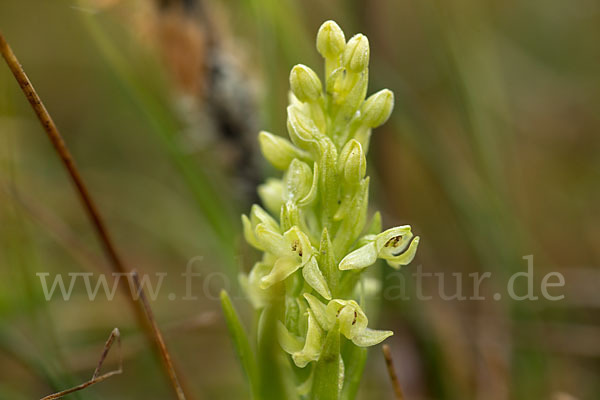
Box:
1, 0, 599, 399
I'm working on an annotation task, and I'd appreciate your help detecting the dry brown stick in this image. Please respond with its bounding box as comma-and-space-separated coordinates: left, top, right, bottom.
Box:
382, 344, 405, 400
0, 32, 190, 400
40, 328, 123, 400
130, 271, 187, 400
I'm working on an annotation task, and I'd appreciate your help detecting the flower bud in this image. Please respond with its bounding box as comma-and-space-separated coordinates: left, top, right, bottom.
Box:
290, 65, 323, 103
258, 178, 284, 215
343, 34, 370, 72
287, 105, 318, 150
258, 131, 309, 170
284, 159, 313, 202
337, 139, 366, 184
316, 20, 346, 59
330, 68, 368, 123
361, 89, 394, 128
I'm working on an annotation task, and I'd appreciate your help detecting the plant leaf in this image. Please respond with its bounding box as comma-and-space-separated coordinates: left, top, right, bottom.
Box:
220, 290, 259, 398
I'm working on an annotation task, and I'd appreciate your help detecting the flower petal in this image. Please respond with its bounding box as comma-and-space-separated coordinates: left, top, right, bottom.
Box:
292, 309, 324, 367
255, 224, 287, 257
250, 204, 280, 231
277, 321, 303, 354
260, 256, 301, 289
242, 215, 262, 250
298, 162, 319, 206
304, 293, 330, 331
338, 241, 378, 270
351, 328, 393, 347
302, 257, 332, 300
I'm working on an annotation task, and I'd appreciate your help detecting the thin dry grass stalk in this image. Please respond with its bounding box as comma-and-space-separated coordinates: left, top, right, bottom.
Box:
0, 31, 191, 400
40, 328, 122, 400
382, 344, 406, 400
131, 271, 187, 400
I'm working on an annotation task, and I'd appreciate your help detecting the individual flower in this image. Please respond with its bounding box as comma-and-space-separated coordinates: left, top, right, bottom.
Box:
305, 294, 392, 347
339, 226, 421, 270
253, 224, 331, 300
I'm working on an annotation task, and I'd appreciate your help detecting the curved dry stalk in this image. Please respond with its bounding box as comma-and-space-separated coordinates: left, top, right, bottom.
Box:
0, 31, 191, 400
40, 328, 122, 400
382, 344, 405, 400
131, 271, 187, 400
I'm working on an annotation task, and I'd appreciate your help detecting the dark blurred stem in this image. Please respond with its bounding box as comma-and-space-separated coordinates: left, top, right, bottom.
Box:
0, 31, 192, 400
382, 344, 405, 400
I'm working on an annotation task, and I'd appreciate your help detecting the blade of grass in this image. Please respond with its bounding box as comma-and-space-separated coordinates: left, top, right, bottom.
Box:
220, 290, 259, 399
131, 271, 190, 400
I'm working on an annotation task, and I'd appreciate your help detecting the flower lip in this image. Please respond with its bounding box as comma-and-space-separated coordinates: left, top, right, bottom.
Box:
391, 234, 418, 257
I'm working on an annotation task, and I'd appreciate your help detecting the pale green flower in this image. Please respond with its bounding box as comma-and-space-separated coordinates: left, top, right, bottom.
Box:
253, 225, 331, 299
339, 226, 421, 270
304, 294, 393, 347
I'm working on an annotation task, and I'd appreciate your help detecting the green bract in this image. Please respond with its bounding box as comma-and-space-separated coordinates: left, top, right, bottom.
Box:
231, 20, 420, 399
